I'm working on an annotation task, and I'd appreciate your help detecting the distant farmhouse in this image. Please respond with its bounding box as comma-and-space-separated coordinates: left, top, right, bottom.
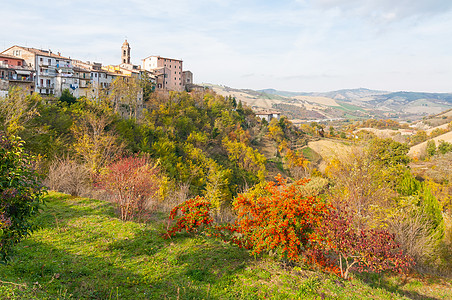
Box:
255, 110, 281, 122
0, 40, 194, 97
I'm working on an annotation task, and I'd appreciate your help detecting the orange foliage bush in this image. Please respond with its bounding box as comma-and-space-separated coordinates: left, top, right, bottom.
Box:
232, 174, 329, 261
164, 196, 214, 238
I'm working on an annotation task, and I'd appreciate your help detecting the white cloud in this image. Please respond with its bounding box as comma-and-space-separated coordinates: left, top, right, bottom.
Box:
309, 0, 452, 21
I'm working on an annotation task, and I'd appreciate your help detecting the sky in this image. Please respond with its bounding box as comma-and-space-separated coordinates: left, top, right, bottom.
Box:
2, 0, 452, 93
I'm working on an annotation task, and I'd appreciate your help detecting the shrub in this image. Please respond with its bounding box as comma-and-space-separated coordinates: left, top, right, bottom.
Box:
314, 208, 413, 279
426, 140, 436, 157
45, 158, 90, 196
164, 196, 213, 238
0, 133, 45, 261
232, 175, 329, 261
388, 207, 438, 271
438, 140, 452, 155
96, 155, 161, 221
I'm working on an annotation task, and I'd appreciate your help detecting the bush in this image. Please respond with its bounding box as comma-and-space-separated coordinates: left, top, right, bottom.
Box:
0, 133, 45, 261
314, 208, 413, 279
438, 140, 452, 155
232, 175, 329, 261
164, 196, 213, 238
45, 158, 90, 196
96, 155, 161, 221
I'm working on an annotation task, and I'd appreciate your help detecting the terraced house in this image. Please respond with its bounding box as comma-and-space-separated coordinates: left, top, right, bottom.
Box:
1, 46, 74, 97
0, 53, 35, 97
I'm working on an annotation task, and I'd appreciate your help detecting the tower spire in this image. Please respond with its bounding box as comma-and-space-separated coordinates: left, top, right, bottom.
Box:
121, 39, 131, 64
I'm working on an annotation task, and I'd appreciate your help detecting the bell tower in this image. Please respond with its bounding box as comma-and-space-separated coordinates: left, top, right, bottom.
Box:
121, 40, 131, 64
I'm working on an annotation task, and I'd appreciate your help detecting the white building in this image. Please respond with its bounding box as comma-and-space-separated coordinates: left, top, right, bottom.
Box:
255, 110, 281, 122
1, 45, 75, 96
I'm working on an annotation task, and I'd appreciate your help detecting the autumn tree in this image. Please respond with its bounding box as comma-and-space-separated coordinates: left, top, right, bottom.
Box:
71, 98, 125, 172
109, 76, 143, 119
0, 86, 41, 135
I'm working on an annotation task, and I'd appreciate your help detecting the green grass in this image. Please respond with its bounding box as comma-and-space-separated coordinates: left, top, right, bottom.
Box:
301, 147, 322, 164
335, 102, 365, 112
0, 192, 451, 299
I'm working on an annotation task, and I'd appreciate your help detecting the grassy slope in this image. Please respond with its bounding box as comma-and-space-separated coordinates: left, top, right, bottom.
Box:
409, 131, 452, 158
0, 193, 451, 299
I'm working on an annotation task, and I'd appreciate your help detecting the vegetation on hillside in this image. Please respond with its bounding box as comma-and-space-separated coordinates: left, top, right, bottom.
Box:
1, 85, 452, 298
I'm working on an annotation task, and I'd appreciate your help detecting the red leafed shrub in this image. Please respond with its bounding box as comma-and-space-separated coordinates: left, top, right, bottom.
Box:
232, 174, 329, 261
164, 196, 213, 238
97, 155, 161, 221
313, 208, 414, 279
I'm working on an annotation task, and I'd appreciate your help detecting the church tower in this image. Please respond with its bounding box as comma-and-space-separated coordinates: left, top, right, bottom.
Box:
121, 40, 131, 64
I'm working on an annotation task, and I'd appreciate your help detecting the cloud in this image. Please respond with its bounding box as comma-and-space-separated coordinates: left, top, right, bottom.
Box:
308, 0, 452, 21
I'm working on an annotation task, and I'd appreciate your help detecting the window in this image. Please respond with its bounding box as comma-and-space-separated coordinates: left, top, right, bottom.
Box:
18, 61, 21, 66
40, 58, 43, 62
123, 50, 126, 56
48, 59, 51, 65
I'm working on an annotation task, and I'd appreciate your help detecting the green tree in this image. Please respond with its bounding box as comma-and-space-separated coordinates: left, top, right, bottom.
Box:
59, 88, 77, 105
368, 137, 410, 167
426, 140, 436, 157
437, 140, 452, 155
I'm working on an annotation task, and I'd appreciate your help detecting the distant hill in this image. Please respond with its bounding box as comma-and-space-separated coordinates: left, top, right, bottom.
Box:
207, 84, 452, 122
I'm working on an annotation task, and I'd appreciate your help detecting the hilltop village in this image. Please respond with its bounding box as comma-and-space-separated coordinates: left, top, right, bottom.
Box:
0, 40, 195, 98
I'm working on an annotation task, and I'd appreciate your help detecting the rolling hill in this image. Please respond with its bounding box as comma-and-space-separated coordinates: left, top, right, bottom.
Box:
206, 84, 452, 122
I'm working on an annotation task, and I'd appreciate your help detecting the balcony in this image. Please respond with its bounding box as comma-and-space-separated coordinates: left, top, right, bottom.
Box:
9, 76, 34, 82
39, 71, 57, 77
39, 62, 52, 67
37, 83, 55, 89
56, 63, 72, 69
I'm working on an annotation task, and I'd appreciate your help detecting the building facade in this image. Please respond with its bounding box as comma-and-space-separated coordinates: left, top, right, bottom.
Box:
142, 56, 183, 91
1, 46, 74, 96
0, 53, 35, 96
